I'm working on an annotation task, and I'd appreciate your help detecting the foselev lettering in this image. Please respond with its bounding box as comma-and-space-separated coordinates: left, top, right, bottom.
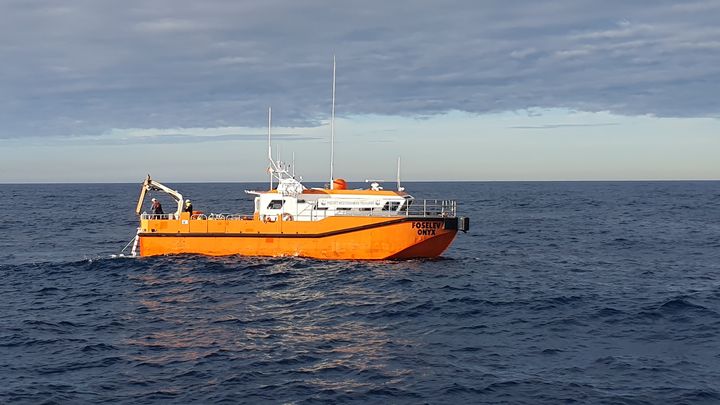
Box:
412, 221, 442, 236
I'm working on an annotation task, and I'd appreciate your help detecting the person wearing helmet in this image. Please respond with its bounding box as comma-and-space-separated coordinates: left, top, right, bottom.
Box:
151, 198, 164, 215
183, 199, 193, 214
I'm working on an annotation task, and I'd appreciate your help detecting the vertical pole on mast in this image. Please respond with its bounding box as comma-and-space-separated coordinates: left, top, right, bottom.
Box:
330, 55, 336, 189
397, 156, 401, 191
268, 107, 273, 190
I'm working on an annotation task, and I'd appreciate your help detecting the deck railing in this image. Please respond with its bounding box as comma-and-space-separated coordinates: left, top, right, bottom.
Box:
140, 213, 253, 220
140, 199, 457, 221
332, 199, 456, 218
407, 199, 457, 217
141, 213, 176, 220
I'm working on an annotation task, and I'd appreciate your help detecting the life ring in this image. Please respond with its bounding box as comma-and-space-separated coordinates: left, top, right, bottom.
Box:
281, 213, 293, 221
263, 216, 276, 223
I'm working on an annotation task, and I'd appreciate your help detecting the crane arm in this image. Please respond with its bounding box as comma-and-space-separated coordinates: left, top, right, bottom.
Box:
135, 174, 184, 216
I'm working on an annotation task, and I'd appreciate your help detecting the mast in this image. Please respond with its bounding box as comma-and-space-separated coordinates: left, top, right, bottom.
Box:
330, 55, 336, 189
268, 107, 273, 190
397, 156, 401, 191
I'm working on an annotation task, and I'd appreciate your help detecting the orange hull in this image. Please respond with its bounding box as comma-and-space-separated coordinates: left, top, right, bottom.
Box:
138, 214, 459, 260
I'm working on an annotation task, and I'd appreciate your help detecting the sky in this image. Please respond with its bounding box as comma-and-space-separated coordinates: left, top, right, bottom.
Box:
1, 0, 719, 182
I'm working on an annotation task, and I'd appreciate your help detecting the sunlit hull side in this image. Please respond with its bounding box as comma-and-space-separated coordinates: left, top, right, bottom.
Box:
137, 215, 459, 260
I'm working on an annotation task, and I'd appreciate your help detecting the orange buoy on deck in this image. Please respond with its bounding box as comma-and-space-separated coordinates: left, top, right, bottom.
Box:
333, 178, 347, 190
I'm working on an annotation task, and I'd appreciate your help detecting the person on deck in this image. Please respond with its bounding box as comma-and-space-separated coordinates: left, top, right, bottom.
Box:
151, 198, 164, 215
184, 200, 193, 214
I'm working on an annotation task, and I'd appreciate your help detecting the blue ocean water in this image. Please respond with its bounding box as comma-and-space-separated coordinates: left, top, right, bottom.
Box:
1, 181, 720, 404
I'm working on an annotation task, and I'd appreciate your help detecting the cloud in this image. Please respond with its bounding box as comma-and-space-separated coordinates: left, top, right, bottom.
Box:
134, 18, 205, 34
60, 129, 317, 146
91, 132, 318, 146
1, 0, 719, 140
509, 123, 619, 130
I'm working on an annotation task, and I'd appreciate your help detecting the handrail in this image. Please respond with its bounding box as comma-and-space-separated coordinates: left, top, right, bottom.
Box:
140, 199, 457, 221
141, 212, 254, 221
140, 213, 176, 220
403, 199, 456, 217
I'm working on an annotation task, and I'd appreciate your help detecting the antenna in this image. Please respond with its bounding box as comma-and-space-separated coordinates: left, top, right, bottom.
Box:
292, 152, 296, 178
268, 107, 273, 190
397, 156, 402, 191
330, 54, 336, 189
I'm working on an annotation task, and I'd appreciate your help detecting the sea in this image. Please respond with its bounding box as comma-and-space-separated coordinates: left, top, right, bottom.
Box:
1, 181, 719, 404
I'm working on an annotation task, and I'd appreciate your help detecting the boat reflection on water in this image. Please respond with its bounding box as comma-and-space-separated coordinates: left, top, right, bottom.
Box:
120, 258, 419, 395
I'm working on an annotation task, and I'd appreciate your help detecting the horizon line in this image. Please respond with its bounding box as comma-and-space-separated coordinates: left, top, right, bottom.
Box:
2, 178, 719, 185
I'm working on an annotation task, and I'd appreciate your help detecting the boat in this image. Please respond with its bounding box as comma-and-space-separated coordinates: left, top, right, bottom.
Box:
131, 174, 468, 259
128, 60, 469, 260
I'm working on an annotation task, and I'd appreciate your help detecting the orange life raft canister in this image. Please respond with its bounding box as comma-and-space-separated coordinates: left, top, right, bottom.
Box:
333, 178, 347, 190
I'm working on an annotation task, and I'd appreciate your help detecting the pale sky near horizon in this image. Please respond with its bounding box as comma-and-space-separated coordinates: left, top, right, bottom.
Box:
1, 1, 719, 183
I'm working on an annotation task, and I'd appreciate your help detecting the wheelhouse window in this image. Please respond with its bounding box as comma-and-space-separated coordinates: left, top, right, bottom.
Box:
382, 201, 401, 211
267, 200, 284, 210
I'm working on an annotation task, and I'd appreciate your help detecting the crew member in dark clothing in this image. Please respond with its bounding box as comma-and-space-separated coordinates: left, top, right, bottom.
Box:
184, 199, 193, 214
151, 198, 164, 215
